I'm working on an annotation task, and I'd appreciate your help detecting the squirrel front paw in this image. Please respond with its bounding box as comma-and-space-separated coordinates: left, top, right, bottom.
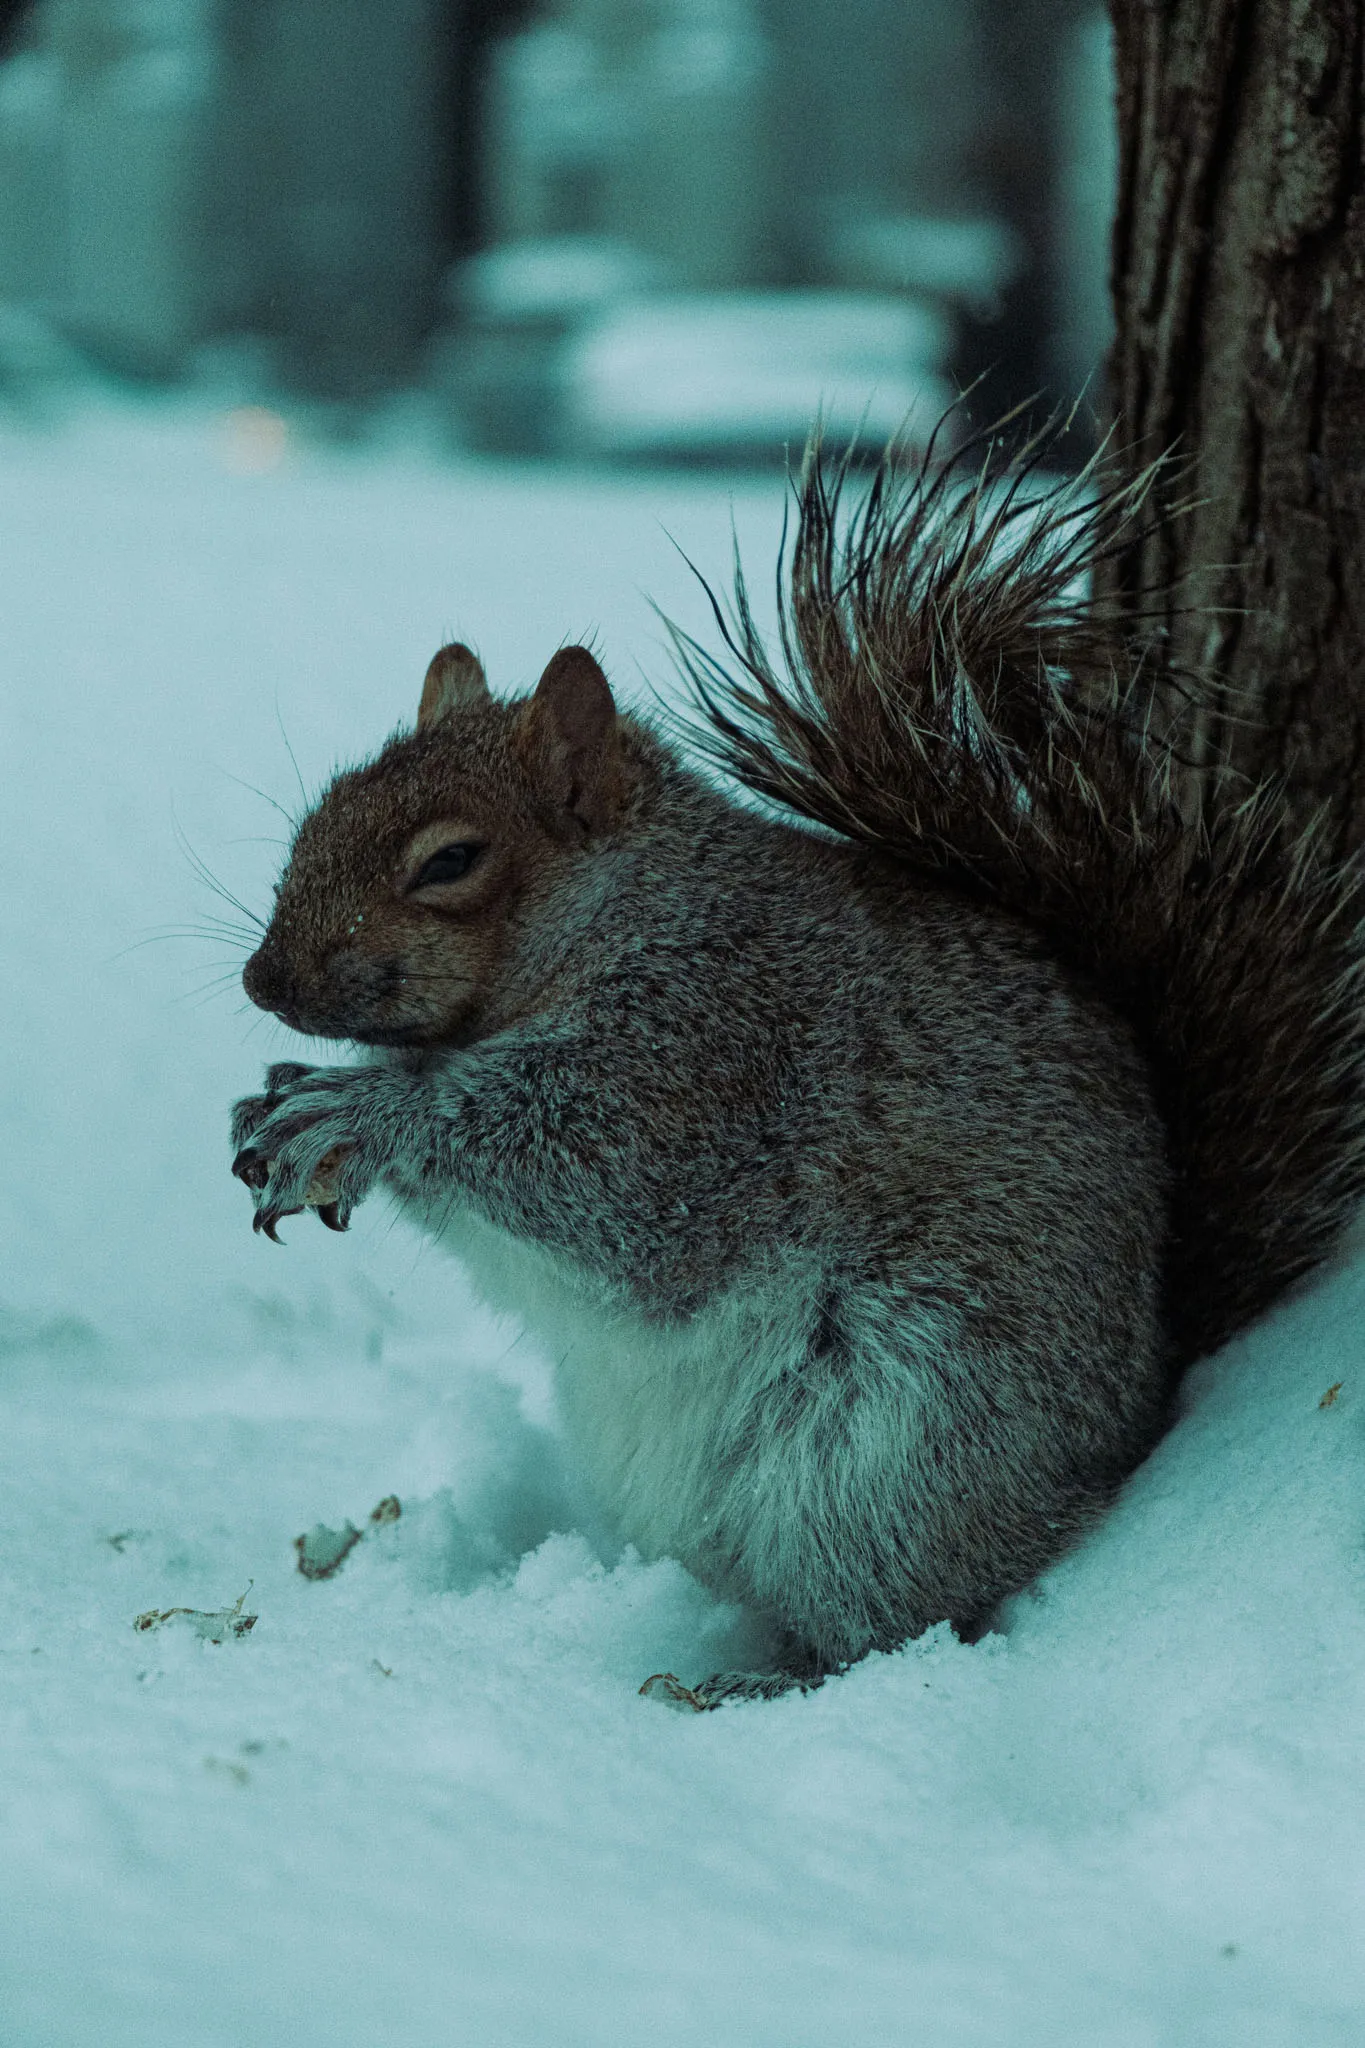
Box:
230, 1063, 385, 1242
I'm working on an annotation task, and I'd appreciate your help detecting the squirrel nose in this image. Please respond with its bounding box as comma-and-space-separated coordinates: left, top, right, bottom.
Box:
243, 945, 296, 1016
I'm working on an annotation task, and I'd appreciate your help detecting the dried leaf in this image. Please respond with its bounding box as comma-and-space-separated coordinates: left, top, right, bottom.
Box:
134, 1588, 257, 1642
294, 1521, 363, 1580
294, 1495, 401, 1580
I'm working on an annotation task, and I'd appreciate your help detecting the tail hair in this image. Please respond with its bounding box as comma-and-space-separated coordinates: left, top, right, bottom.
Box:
666, 416, 1365, 1364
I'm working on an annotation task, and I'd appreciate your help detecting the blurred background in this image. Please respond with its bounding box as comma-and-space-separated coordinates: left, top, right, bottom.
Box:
0, 0, 1124, 1356
0, 0, 1117, 462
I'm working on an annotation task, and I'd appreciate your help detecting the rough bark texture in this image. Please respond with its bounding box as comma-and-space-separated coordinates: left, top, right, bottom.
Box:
1107, 0, 1365, 856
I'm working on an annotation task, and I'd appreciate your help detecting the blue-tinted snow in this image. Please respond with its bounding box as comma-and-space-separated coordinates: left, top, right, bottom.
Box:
1, 402, 1363, 2048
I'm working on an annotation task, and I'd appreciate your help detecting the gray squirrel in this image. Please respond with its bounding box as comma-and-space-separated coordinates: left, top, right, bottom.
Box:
230, 429, 1365, 1705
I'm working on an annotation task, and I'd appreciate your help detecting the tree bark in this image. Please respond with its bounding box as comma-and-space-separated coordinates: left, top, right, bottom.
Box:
1107, 0, 1365, 856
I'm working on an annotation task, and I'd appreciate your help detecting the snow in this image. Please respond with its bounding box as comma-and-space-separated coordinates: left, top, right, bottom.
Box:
2, 398, 1364, 2047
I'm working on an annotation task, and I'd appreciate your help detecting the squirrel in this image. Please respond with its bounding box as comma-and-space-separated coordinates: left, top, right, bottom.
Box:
230, 425, 1365, 1707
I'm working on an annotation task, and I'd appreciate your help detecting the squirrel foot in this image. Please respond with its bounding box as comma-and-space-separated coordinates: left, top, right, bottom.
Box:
639, 1667, 822, 1711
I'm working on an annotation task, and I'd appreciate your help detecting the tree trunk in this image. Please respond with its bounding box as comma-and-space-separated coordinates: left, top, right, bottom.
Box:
1106, 0, 1365, 857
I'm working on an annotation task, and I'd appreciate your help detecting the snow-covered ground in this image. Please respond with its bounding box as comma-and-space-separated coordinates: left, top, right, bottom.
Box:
2, 400, 1364, 2047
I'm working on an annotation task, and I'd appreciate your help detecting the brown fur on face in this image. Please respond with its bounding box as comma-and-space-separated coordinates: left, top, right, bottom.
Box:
243, 645, 648, 1046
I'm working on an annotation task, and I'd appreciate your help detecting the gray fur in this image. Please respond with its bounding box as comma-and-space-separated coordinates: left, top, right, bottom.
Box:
234, 752, 1167, 1677
230, 426, 1365, 1694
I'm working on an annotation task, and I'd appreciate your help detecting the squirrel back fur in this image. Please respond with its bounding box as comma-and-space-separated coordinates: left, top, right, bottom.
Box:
670, 427, 1365, 1366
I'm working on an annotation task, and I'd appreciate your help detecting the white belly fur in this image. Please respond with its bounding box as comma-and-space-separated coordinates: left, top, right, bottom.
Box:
405, 1199, 828, 1582
400, 1194, 946, 1662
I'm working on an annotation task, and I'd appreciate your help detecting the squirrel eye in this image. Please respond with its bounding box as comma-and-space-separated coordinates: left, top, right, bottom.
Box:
410, 842, 482, 889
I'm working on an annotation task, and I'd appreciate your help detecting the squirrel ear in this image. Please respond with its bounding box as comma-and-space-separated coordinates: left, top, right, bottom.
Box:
520, 646, 622, 831
417, 643, 490, 728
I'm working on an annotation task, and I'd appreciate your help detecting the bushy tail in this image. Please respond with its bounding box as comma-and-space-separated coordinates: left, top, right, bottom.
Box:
668, 422, 1365, 1364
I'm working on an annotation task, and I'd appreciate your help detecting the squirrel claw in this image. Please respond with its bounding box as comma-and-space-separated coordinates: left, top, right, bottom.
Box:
317, 1202, 348, 1233
638, 1671, 711, 1712
233, 1148, 269, 1191
253, 1209, 285, 1244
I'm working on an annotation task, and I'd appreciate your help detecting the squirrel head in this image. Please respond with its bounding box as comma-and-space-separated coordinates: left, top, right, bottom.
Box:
243, 642, 638, 1046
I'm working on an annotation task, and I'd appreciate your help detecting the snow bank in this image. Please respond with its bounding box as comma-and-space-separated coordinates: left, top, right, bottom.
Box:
2, 402, 1363, 2047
